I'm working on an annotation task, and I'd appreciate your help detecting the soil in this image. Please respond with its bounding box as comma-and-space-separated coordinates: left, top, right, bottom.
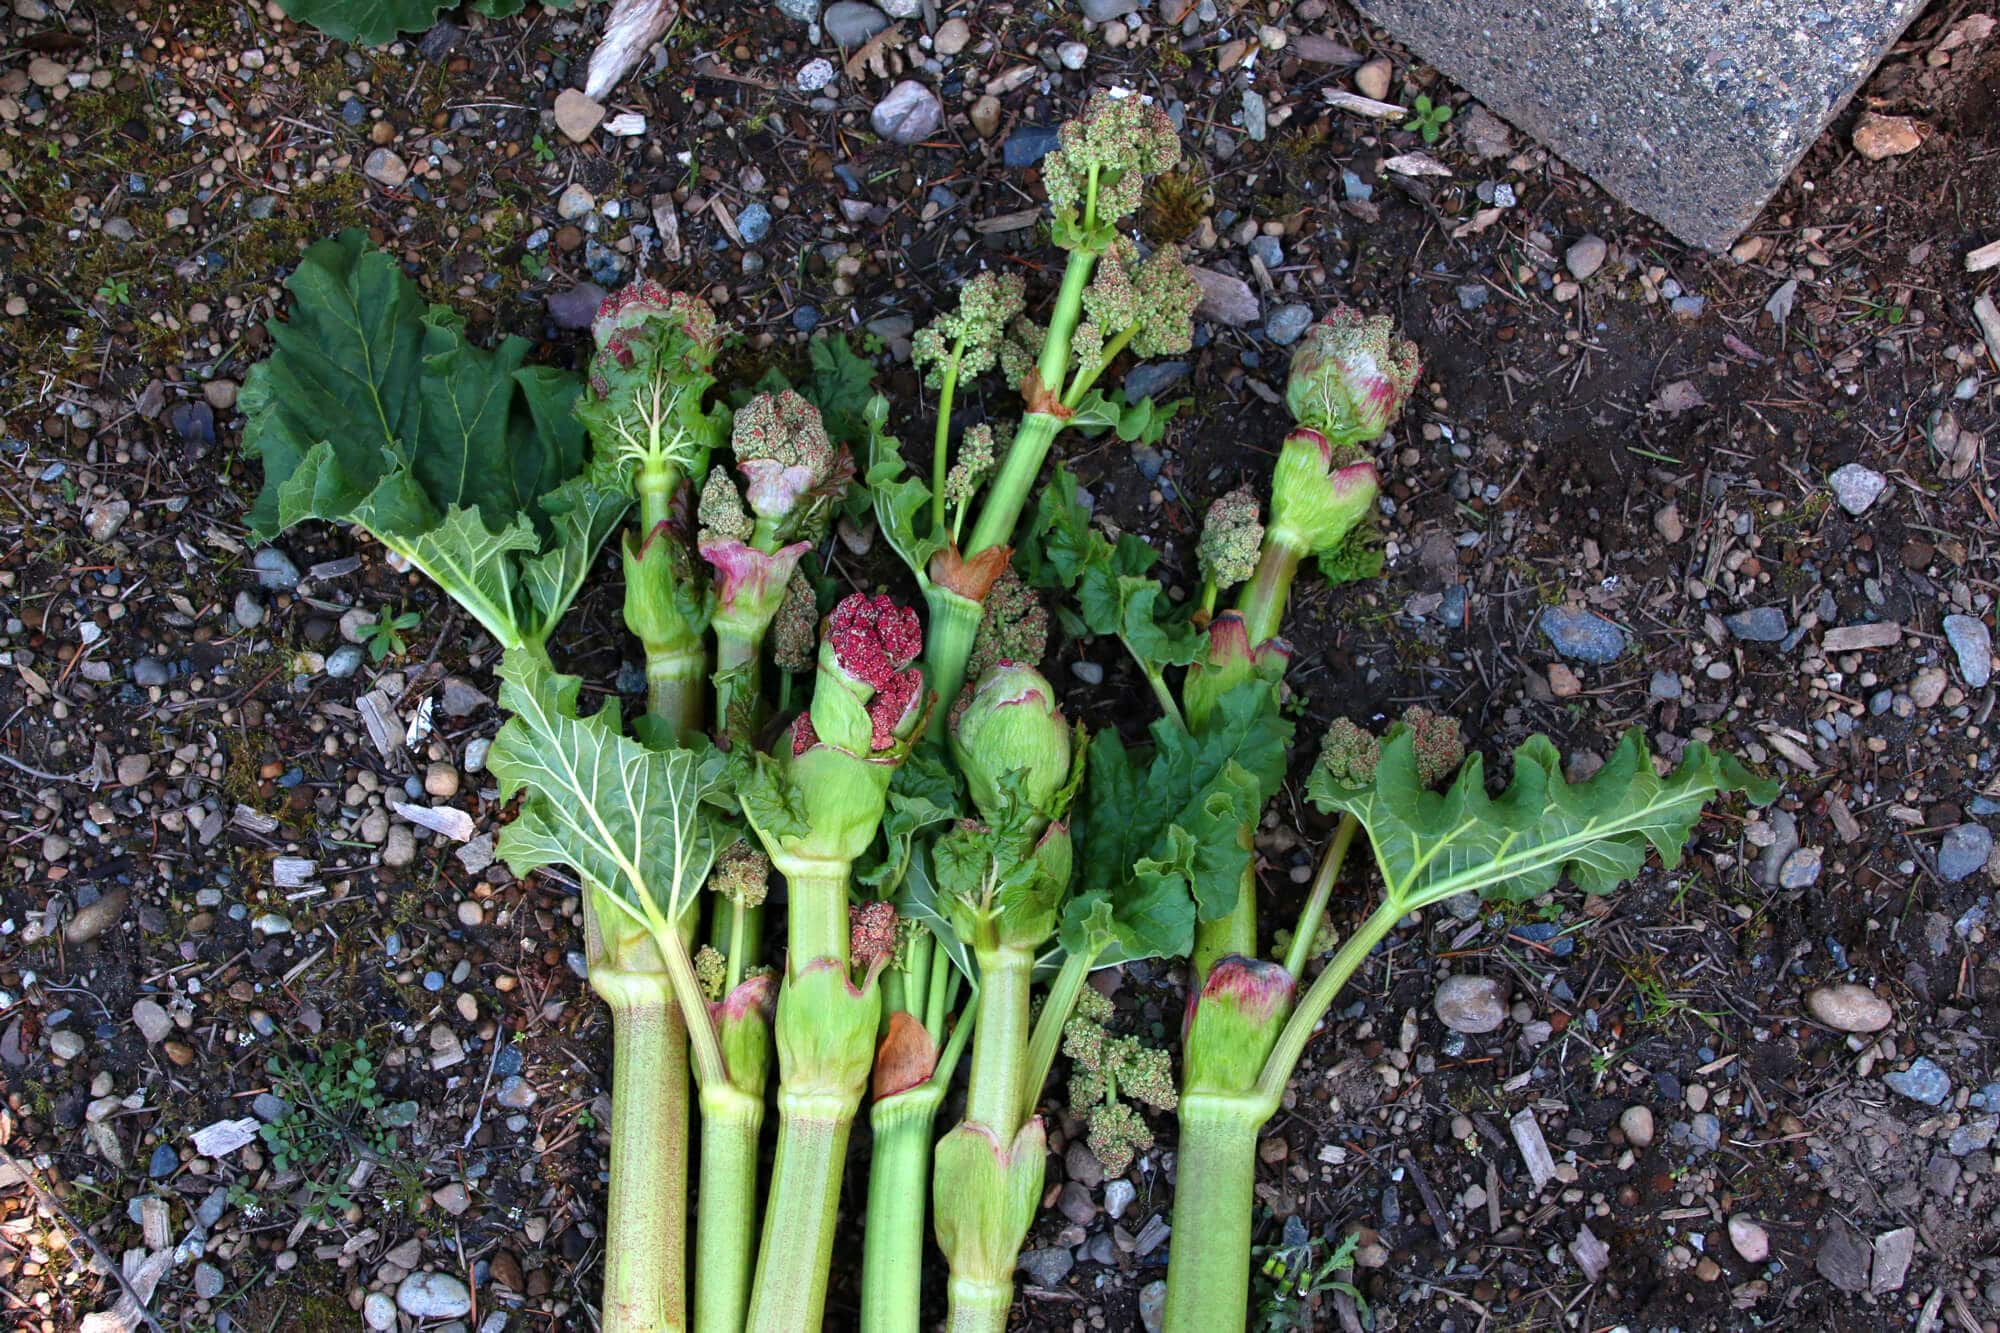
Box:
2, 0, 1997, 1329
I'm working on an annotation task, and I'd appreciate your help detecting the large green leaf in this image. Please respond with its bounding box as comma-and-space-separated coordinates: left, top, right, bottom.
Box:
240, 231, 624, 650
488, 655, 722, 932
1064, 679, 1289, 961
1309, 728, 1779, 913
863, 394, 944, 587
274, 0, 584, 47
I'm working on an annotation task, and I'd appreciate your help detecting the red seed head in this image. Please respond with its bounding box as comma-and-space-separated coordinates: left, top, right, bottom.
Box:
827, 593, 923, 690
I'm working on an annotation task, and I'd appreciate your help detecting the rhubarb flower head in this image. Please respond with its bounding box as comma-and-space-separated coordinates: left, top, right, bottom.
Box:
1197, 486, 1264, 592
770, 571, 819, 674
589, 281, 720, 391
1285, 306, 1420, 446
1400, 705, 1466, 788
949, 663, 1073, 826
1312, 717, 1382, 790
1181, 954, 1296, 1097
707, 837, 771, 908
697, 468, 753, 545
849, 900, 899, 976
966, 568, 1048, 682
800, 592, 926, 757
1063, 988, 1176, 1176
1128, 245, 1199, 358
1043, 91, 1181, 231
913, 271, 1028, 388
1266, 427, 1380, 559
730, 390, 853, 540
1312, 707, 1463, 791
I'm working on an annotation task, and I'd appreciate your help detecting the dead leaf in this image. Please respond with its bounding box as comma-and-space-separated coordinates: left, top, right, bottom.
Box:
844, 23, 906, 80
1764, 278, 1798, 325
1932, 409, 1980, 480
872, 1010, 938, 1101
1381, 151, 1451, 177
1649, 380, 1707, 415
1450, 206, 1503, 239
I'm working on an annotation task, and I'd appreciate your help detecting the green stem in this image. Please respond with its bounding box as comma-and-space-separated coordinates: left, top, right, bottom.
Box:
965, 946, 1032, 1136
775, 857, 852, 966
1061, 320, 1139, 408
1234, 535, 1305, 648
1160, 1095, 1265, 1333
1191, 861, 1255, 983
713, 626, 762, 733
694, 1085, 763, 1333
932, 339, 965, 532
590, 970, 689, 1333
1020, 948, 1093, 1128
945, 1278, 1013, 1333
745, 1096, 857, 1333
1137, 659, 1185, 730
1283, 815, 1359, 981
1254, 895, 1405, 1109
647, 643, 707, 740
860, 1084, 948, 1333
922, 582, 985, 734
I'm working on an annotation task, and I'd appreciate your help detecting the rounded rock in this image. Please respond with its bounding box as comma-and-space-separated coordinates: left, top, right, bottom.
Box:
1432, 974, 1507, 1034
397, 1271, 471, 1319
1618, 1104, 1655, 1148
1728, 1214, 1770, 1263
363, 1291, 398, 1330
1805, 983, 1891, 1033
424, 763, 460, 798
1565, 234, 1608, 280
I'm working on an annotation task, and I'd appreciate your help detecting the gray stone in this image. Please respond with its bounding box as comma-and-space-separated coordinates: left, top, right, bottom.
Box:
1777, 846, 1821, 888
1564, 234, 1607, 280
1829, 462, 1887, 515
1618, 1104, 1654, 1148
1938, 823, 1992, 883
1817, 1222, 1871, 1292
1884, 1056, 1951, 1106
397, 1271, 473, 1319
823, 1, 889, 45
555, 183, 595, 220
1105, 1178, 1136, 1219
1538, 606, 1626, 664
1724, 607, 1788, 642
134, 656, 170, 687
1728, 1215, 1770, 1263
1433, 974, 1507, 1034
326, 644, 366, 679
1350, 0, 1928, 249
1806, 984, 1891, 1033
1871, 1227, 1915, 1294
796, 57, 837, 92
736, 202, 772, 245
1943, 614, 1993, 688
1080, 0, 1139, 18
364, 149, 408, 188
252, 547, 300, 591
545, 283, 606, 330
132, 999, 173, 1043
1123, 361, 1189, 403
194, 1262, 225, 1300
871, 80, 943, 144
233, 589, 264, 629
1264, 303, 1313, 345
1017, 1246, 1074, 1287
364, 1292, 399, 1330
1188, 267, 1259, 326
775, 0, 818, 20
1647, 670, 1682, 700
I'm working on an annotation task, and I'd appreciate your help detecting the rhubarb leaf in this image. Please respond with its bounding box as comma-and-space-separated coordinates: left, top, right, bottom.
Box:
1064, 679, 1287, 961
489, 654, 726, 933
1309, 728, 1778, 913
242, 231, 625, 652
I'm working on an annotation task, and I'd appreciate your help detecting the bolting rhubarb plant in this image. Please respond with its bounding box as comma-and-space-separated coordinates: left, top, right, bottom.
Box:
737, 591, 931, 1333
867, 90, 1200, 719
1161, 716, 1777, 1331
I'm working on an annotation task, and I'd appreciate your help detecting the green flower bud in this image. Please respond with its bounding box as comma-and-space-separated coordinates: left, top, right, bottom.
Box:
1181, 955, 1295, 1098
1399, 705, 1466, 789
949, 664, 1073, 827
713, 973, 776, 1097
773, 958, 881, 1105
708, 838, 771, 908
932, 1118, 1048, 1285
966, 568, 1049, 683
1266, 428, 1380, 560
1285, 306, 1420, 446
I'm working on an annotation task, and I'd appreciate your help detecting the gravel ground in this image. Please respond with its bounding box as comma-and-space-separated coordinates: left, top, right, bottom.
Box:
2, 0, 1998, 1329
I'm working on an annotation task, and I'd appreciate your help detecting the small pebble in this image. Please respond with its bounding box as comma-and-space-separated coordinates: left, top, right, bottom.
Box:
1565, 234, 1607, 280
1937, 823, 1992, 883
1728, 1215, 1770, 1263
1943, 614, 1993, 688
1828, 462, 1887, 515
1806, 983, 1892, 1033
1884, 1056, 1951, 1106
1432, 974, 1507, 1034
1618, 1105, 1655, 1148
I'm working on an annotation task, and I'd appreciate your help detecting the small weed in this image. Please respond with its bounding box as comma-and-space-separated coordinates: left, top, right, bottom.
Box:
530, 133, 555, 164
1407, 94, 1452, 144
1253, 1221, 1367, 1330
358, 607, 421, 662
260, 1039, 412, 1222
96, 278, 132, 307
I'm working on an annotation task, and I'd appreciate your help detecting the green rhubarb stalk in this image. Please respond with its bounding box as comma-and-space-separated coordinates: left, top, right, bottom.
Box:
862, 1088, 947, 1333
591, 965, 691, 1333
694, 1083, 763, 1333
1160, 1096, 1262, 1333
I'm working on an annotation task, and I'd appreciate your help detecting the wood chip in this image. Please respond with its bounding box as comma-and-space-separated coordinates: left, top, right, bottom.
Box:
1570, 1223, 1611, 1280
139, 1195, 171, 1251
357, 690, 402, 761
1757, 726, 1821, 775
1382, 151, 1451, 177
1968, 239, 2000, 273
1822, 622, 1903, 652
189, 1117, 260, 1158
1827, 793, 1863, 844
231, 804, 280, 835
972, 208, 1041, 234
1321, 89, 1407, 119
1509, 1108, 1556, 1191
390, 800, 475, 843
271, 857, 317, 888
1974, 294, 2000, 370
